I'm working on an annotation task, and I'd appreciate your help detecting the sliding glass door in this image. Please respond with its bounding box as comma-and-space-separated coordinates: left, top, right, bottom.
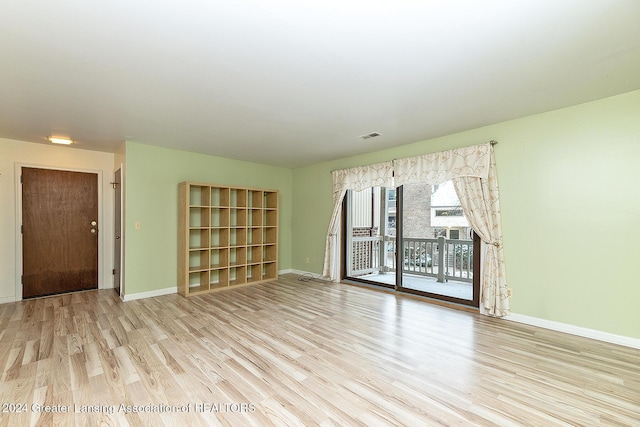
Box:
343, 182, 479, 307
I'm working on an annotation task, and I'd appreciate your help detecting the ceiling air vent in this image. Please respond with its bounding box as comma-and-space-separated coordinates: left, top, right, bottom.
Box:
359, 132, 381, 140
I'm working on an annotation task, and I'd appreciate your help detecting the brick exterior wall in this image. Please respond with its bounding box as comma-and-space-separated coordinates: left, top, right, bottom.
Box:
353, 227, 378, 237
402, 184, 434, 238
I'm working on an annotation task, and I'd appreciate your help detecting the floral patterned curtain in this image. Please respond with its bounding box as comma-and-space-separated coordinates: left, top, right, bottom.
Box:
322, 162, 393, 280
452, 148, 510, 316
392, 142, 509, 316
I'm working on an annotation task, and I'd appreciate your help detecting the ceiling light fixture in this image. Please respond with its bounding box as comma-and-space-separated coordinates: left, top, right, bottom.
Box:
359, 132, 381, 140
49, 136, 73, 145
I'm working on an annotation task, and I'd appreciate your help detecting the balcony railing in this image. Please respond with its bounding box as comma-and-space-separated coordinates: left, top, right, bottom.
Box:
351, 236, 380, 275
351, 236, 473, 283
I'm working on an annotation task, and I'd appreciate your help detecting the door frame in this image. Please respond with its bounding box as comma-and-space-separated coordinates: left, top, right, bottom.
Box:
114, 164, 124, 298
14, 162, 106, 300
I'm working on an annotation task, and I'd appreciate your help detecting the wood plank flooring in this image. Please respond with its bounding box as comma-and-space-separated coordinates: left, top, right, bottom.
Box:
0, 274, 638, 426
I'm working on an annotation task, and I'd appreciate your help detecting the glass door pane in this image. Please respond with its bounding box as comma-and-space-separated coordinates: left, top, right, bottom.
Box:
344, 187, 396, 287
399, 181, 474, 302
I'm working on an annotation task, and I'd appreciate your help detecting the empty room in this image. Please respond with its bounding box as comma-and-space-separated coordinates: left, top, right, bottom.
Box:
1, 1, 639, 426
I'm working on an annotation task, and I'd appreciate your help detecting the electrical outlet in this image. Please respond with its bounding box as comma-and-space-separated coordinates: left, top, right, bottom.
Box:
305, 257, 309, 264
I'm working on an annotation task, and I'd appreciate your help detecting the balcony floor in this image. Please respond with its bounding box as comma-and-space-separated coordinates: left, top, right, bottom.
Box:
358, 272, 473, 301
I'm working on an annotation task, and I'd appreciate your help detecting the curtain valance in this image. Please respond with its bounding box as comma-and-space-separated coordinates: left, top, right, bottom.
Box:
393, 143, 491, 187
331, 143, 492, 190
331, 161, 394, 193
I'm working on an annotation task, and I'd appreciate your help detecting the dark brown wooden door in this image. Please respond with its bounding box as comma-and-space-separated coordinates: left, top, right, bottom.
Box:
22, 167, 98, 298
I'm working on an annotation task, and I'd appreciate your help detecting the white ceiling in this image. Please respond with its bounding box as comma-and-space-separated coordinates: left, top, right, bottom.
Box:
1, 1, 639, 167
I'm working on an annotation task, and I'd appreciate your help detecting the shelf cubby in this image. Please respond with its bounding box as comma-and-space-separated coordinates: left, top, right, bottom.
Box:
264, 192, 277, 209
230, 227, 247, 247
263, 227, 277, 244
229, 266, 246, 286
210, 187, 230, 207
246, 264, 262, 283
249, 227, 262, 245
189, 249, 210, 272
249, 191, 263, 208
230, 189, 248, 208
210, 228, 229, 248
262, 262, 277, 280
211, 208, 229, 228
189, 228, 210, 249
249, 209, 262, 227
264, 210, 277, 227
188, 271, 210, 294
230, 208, 247, 227
189, 185, 211, 206
229, 247, 247, 266
189, 207, 210, 227
263, 244, 277, 262
248, 245, 262, 264
210, 248, 229, 269
179, 182, 278, 297
209, 269, 229, 290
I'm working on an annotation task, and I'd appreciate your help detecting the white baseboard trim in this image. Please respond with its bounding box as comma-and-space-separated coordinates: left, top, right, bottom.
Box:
120, 272, 327, 302
122, 286, 177, 302
0, 296, 17, 305
506, 313, 640, 350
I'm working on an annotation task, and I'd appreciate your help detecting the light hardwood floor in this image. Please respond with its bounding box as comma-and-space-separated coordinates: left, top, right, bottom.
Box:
0, 274, 638, 426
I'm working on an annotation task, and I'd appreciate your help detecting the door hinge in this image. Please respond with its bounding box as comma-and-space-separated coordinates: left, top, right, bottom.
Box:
21, 225, 24, 234
112, 269, 116, 275
20, 175, 23, 184
21, 275, 23, 284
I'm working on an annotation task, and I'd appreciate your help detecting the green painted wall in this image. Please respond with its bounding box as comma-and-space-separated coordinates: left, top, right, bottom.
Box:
292, 90, 640, 339
124, 142, 293, 294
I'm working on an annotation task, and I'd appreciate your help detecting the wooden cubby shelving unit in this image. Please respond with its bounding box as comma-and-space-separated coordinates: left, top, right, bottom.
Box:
178, 182, 278, 297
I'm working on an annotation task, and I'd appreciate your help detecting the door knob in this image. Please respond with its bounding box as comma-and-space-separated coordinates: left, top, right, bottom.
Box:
91, 229, 96, 234
91, 220, 97, 226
